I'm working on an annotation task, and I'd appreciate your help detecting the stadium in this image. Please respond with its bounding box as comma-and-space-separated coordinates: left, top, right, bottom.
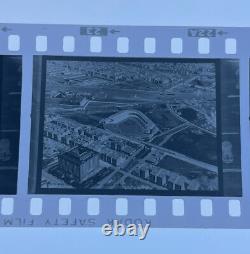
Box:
101, 110, 159, 140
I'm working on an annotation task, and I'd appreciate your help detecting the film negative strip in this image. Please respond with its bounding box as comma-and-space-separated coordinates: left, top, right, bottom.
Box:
0, 23, 249, 228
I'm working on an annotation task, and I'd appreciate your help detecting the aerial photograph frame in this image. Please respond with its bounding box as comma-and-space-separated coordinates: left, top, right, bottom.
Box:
31, 55, 224, 196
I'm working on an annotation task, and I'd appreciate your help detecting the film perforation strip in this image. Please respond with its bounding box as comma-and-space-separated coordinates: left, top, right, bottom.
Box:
0, 197, 242, 218
0, 24, 249, 228
4, 34, 238, 55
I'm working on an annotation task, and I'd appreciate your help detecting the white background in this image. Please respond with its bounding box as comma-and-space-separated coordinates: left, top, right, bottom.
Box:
0, 0, 250, 253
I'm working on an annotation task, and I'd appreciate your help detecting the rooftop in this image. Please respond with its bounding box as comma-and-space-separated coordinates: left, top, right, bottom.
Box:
61, 146, 97, 162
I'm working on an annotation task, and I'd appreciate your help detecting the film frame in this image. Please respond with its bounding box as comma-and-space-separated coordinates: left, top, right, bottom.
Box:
0, 23, 249, 228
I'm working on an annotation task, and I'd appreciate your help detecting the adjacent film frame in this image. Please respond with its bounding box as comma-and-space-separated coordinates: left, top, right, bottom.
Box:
0, 23, 249, 228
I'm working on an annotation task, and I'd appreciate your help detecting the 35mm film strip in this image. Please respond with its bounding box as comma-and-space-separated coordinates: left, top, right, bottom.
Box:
0, 24, 249, 228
